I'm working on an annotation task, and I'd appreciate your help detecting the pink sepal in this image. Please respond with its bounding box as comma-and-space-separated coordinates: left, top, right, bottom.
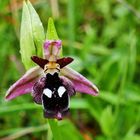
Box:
5, 66, 43, 100
61, 67, 99, 96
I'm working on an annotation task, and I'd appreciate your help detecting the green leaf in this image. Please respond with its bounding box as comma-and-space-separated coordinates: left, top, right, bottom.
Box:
100, 106, 114, 137
0, 124, 48, 139
27, 0, 45, 57
46, 17, 59, 40
98, 91, 125, 105
20, 1, 36, 70
128, 31, 137, 82
123, 135, 140, 140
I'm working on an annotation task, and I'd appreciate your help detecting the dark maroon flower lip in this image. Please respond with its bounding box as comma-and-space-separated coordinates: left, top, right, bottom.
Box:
44, 109, 70, 120
32, 72, 75, 120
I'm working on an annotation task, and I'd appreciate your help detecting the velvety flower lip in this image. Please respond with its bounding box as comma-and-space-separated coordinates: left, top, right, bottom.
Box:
33, 72, 75, 119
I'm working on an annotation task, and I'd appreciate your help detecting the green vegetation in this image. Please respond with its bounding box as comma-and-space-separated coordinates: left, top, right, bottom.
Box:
0, 0, 140, 140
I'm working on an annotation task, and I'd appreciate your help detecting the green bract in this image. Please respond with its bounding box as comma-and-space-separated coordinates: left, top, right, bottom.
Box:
20, 0, 45, 70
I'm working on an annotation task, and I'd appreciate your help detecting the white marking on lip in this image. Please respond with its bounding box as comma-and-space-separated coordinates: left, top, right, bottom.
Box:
43, 88, 52, 98
58, 86, 66, 97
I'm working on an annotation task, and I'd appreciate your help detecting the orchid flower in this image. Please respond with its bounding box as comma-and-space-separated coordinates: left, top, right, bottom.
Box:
6, 16, 99, 120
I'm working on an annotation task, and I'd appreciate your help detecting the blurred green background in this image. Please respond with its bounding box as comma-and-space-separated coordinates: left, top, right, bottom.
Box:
0, 0, 140, 140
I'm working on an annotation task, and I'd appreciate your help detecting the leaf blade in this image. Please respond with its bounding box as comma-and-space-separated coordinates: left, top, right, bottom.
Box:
20, 1, 36, 70
27, 0, 45, 57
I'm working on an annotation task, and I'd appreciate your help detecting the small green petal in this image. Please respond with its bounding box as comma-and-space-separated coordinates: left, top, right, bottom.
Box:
46, 17, 59, 40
